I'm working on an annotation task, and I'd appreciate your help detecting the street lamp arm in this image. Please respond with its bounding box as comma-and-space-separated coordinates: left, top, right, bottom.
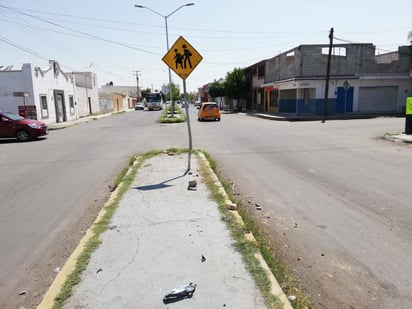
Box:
166, 3, 194, 18
135, 3, 194, 18
134, 5, 164, 18
134, 2, 194, 115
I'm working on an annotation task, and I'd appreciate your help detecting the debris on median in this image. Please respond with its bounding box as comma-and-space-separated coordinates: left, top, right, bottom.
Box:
188, 180, 197, 190
162, 282, 197, 304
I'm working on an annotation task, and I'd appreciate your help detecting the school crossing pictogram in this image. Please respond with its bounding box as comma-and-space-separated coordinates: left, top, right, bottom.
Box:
162, 36, 202, 80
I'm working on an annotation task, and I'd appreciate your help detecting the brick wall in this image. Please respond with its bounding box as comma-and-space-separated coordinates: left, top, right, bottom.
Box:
265, 44, 412, 83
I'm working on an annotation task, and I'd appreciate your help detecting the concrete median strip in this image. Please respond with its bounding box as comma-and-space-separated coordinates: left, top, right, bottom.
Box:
38, 150, 292, 309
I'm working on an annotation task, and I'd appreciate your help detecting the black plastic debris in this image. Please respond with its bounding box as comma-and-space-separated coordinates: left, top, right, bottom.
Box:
163, 282, 197, 304
188, 180, 197, 191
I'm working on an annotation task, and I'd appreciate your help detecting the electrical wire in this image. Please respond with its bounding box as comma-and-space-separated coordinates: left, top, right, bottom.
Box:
0, 4, 157, 55
0, 35, 49, 61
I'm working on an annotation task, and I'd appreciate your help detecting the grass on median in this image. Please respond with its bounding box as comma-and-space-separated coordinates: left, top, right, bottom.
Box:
159, 104, 186, 123
52, 148, 309, 309
198, 150, 313, 309
52, 150, 164, 309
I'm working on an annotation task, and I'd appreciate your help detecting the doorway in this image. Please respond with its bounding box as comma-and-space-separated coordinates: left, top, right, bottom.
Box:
54, 90, 67, 123
336, 87, 354, 113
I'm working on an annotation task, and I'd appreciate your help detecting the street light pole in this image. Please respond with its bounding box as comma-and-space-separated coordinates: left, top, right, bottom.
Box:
164, 15, 173, 113
135, 3, 194, 115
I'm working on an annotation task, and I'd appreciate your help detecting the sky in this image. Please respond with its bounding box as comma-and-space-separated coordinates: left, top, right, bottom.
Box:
1, 0, 411, 94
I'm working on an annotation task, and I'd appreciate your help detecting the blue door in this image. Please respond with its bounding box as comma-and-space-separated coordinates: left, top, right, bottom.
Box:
336, 87, 354, 113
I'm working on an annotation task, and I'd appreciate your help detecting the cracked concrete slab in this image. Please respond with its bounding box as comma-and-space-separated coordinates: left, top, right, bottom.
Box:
65, 153, 266, 308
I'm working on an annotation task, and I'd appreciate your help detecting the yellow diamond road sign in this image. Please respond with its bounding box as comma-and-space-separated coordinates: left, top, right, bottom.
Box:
162, 36, 202, 80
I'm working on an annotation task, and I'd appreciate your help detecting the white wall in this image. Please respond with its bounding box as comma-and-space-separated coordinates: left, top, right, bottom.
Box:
73, 72, 100, 117
31, 62, 77, 124
0, 61, 84, 124
357, 77, 412, 112
0, 64, 34, 113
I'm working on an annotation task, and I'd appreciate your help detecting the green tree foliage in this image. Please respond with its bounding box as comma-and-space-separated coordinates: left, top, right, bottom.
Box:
162, 83, 181, 101
208, 82, 226, 99
225, 68, 248, 103
187, 92, 195, 102
141, 88, 152, 98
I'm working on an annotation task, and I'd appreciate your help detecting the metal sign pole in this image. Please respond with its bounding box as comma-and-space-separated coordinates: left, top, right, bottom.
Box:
161, 35, 201, 172
183, 79, 192, 172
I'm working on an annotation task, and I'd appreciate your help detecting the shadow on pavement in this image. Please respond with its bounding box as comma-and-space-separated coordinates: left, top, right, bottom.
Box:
134, 172, 187, 191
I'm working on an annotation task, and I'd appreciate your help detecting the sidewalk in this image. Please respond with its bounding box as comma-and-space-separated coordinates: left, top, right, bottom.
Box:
240, 111, 404, 122
387, 133, 412, 143
242, 111, 412, 143
39, 153, 292, 309
48, 112, 114, 130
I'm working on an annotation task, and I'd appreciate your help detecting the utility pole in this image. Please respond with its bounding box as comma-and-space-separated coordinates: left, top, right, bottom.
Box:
323, 27, 334, 123
133, 70, 140, 101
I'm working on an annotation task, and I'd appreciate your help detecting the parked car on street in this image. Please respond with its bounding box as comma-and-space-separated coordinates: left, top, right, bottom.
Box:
0, 111, 48, 142
197, 102, 221, 121
194, 100, 202, 108
134, 101, 145, 110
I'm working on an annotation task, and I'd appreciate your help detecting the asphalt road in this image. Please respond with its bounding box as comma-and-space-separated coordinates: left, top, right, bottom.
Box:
0, 109, 187, 309
189, 111, 412, 309
1, 107, 411, 309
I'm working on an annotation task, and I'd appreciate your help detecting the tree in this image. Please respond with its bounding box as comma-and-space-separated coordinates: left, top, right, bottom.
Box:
162, 83, 181, 101
208, 81, 225, 99
225, 68, 248, 111
208, 81, 226, 108
141, 88, 152, 98
187, 92, 195, 102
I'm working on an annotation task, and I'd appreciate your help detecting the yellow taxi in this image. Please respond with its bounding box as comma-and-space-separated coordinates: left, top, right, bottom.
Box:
197, 102, 221, 121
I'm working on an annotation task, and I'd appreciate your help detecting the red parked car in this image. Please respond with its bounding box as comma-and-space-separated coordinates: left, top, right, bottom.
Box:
0, 111, 48, 142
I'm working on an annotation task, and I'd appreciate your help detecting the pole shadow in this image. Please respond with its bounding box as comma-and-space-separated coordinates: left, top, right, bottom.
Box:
133, 171, 188, 191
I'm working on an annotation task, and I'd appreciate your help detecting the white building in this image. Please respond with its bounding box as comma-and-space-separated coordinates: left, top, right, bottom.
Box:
69, 71, 99, 117
0, 60, 99, 124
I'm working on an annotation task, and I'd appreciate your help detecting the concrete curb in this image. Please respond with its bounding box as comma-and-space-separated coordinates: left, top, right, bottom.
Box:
198, 152, 293, 309
36, 158, 136, 308
242, 111, 404, 122
393, 134, 412, 143
48, 112, 117, 130
384, 134, 412, 144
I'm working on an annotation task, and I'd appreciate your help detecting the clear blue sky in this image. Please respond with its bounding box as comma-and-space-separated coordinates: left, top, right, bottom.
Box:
1, 0, 411, 93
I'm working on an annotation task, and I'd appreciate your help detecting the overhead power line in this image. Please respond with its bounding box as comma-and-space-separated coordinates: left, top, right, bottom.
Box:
0, 35, 49, 61
5, 5, 412, 38
334, 36, 396, 53
0, 4, 157, 55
